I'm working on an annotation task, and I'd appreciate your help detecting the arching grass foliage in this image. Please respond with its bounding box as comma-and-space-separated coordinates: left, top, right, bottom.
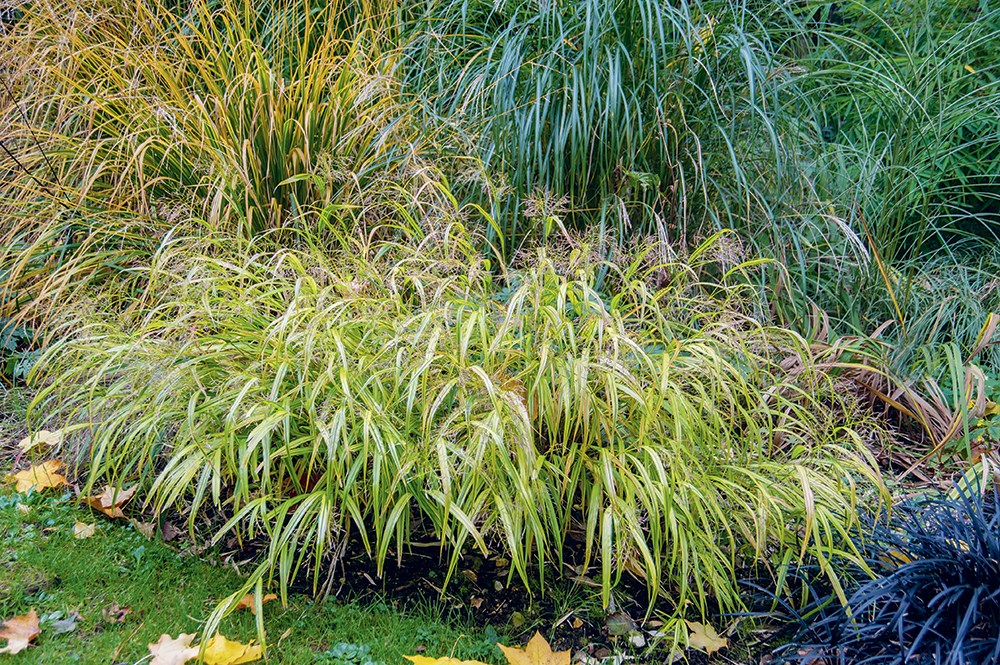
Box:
0, 0, 418, 324
399, 0, 806, 253
29, 224, 889, 639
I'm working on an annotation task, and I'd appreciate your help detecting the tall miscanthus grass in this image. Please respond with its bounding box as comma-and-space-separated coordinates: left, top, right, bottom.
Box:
682, 1, 1000, 381
29, 222, 890, 643
399, 0, 806, 254
762, 0, 1000, 337
808, 0, 1000, 260
0, 0, 419, 326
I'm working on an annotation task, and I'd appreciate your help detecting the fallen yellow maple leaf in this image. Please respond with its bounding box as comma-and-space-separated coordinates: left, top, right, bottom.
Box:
7, 460, 67, 493
497, 632, 569, 665
405, 657, 489, 665
85, 485, 137, 519
684, 620, 727, 655
149, 633, 199, 665
234, 593, 278, 615
0, 609, 40, 654
202, 634, 263, 664
17, 429, 64, 453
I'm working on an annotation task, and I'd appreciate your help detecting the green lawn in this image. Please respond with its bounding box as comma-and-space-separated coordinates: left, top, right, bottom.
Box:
0, 484, 514, 664
0, 386, 513, 664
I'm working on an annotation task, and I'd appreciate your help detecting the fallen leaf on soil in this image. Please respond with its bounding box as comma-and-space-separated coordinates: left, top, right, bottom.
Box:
7, 460, 67, 493
234, 593, 277, 614
101, 602, 132, 624
498, 632, 570, 665
149, 633, 199, 665
470, 597, 483, 609
86, 485, 137, 518
132, 520, 156, 539
201, 634, 263, 664
604, 612, 636, 636
17, 429, 64, 452
160, 520, 182, 542
405, 656, 489, 665
684, 620, 727, 655
74, 521, 96, 539
0, 609, 40, 654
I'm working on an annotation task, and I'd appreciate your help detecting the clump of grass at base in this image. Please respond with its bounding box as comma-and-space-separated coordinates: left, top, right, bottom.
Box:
29, 224, 888, 642
769, 484, 1000, 665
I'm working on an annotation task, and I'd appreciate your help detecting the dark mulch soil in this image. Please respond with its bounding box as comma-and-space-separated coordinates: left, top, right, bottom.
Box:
222, 527, 780, 665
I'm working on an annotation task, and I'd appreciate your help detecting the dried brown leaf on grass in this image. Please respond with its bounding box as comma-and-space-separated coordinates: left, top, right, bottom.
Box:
405, 657, 490, 665
0, 609, 40, 654
149, 633, 199, 665
684, 620, 727, 655
17, 429, 63, 452
102, 602, 132, 624
233, 593, 278, 615
85, 485, 137, 518
406, 631, 568, 665
148, 633, 263, 665
497, 632, 570, 665
73, 521, 96, 539
201, 634, 264, 664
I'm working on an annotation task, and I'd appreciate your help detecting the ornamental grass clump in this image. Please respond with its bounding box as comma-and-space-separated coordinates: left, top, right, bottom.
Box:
771, 482, 1000, 665
28, 222, 888, 639
400, 0, 801, 250
0, 0, 419, 325
760, 0, 1000, 348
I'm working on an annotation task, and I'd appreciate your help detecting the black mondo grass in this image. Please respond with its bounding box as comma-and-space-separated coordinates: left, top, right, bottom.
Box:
770, 486, 1000, 665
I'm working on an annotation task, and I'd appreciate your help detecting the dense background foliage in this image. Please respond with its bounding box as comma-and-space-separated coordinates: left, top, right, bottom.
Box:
2, 0, 999, 652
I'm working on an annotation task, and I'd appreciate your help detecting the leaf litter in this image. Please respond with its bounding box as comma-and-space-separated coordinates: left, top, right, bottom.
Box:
148, 633, 263, 664
0, 609, 40, 654
6, 460, 67, 493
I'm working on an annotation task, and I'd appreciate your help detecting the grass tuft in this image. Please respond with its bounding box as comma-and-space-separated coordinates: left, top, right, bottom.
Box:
770, 483, 1000, 665
26, 225, 888, 641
